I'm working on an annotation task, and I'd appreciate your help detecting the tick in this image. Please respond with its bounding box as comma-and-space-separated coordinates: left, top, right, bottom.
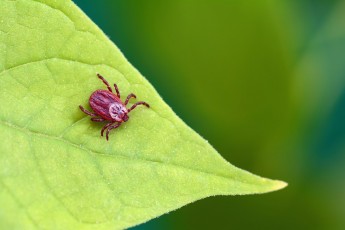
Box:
79, 74, 150, 141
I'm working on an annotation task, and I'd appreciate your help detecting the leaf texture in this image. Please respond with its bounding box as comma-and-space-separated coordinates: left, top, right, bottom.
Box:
0, 0, 286, 229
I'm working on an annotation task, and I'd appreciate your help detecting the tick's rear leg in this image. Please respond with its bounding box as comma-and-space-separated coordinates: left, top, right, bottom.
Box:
124, 93, 136, 105
106, 123, 121, 141
128, 101, 150, 112
91, 117, 105, 122
97, 73, 113, 92
101, 123, 113, 137
79, 105, 97, 117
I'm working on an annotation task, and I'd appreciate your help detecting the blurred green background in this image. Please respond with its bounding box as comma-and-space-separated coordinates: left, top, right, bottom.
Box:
73, 0, 345, 229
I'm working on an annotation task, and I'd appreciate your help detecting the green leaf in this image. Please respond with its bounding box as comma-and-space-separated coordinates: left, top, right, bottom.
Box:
0, 0, 287, 229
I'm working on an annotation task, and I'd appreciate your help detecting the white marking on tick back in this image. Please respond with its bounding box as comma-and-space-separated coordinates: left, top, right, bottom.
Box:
109, 103, 127, 121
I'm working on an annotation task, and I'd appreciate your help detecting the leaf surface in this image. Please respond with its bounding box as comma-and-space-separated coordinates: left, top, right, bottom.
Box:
0, 0, 286, 229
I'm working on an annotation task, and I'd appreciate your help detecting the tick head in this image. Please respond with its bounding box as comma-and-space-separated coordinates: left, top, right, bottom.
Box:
122, 114, 129, 122
109, 103, 129, 122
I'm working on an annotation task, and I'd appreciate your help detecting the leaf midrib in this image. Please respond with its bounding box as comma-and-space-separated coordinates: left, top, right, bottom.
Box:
0, 118, 249, 186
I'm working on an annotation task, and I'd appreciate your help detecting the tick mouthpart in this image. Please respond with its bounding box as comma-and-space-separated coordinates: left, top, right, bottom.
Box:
123, 114, 129, 122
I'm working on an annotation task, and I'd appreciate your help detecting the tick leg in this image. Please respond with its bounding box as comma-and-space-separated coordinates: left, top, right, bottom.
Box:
106, 123, 121, 141
124, 93, 137, 105
79, 105, 97, 117
97, 73, 112, 92
91, 117, 105, 122
101, 123, 113, 137
114, 83, 121, 98
128, 101, 150, 112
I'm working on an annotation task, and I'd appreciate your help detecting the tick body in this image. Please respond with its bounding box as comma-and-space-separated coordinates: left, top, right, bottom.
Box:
79, 74, 150, 141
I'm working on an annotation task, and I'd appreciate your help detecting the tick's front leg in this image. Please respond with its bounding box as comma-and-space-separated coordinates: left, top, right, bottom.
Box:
128, 101, 150, 112
124, 93, 136, 105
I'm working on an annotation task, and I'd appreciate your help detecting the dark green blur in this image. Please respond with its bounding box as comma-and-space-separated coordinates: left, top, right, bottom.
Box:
73, 1, 345, 229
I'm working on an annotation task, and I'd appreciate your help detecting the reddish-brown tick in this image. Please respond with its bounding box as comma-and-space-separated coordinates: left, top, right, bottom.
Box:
79, 74, 150, 141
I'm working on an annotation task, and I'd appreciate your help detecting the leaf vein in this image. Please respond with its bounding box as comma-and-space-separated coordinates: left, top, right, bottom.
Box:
0, 179, 41, 229
0, 57, 125, 81
0, 119, 241, 183
27, 135, 104, 225
27, 0, 98, 37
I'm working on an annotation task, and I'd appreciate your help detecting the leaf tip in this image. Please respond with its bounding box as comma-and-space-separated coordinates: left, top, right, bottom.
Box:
271, 180, 288, 192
